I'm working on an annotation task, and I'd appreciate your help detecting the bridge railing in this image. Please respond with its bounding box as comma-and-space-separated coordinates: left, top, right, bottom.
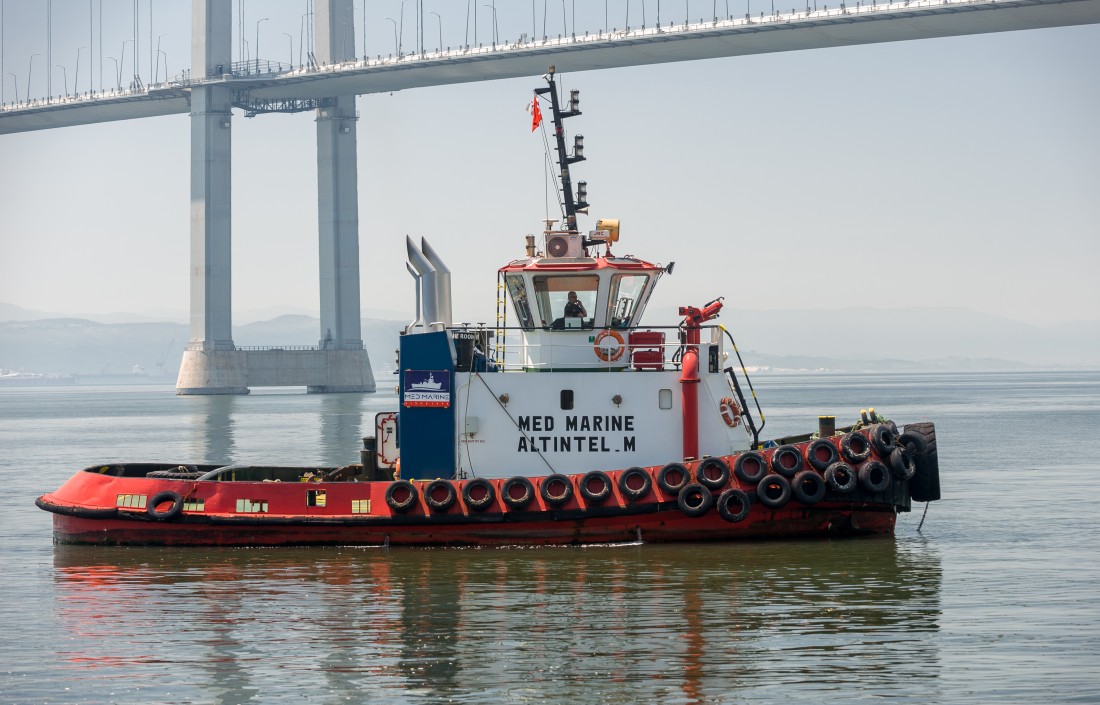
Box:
0, 0, 1051, 114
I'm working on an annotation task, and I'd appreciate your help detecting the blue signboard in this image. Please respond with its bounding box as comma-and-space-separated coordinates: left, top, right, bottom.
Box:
403, 370, 451, 408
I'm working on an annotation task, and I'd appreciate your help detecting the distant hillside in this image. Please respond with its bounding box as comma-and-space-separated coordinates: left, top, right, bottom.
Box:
2, 303, 1097, 380
0, 314, 405, 380
648, 305, 1100, 368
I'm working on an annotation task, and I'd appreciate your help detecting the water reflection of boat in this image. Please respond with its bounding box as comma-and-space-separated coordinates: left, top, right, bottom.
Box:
50, 540, 942, 700
36, 69, 941, 547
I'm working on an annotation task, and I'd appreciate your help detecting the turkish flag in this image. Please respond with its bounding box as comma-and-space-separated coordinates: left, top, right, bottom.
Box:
531, 98, 542, 132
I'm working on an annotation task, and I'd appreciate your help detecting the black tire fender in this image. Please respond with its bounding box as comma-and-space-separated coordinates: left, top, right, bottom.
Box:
146, 470, 204, 480
618, 467, 652, 502
792, 470, 827, 505
696, 457, 730, 491
806, 439, 839, 472
756, 474, 791, 510
896, 431, 927, 455
539, 474, 574, 507
677, 482, 714, 518
824, 461, 857, 493
424, 480, 457, 513
870, 424, 897, 457
657, 463, 690, 496
858, 460, 892, 493
501, 476, 535, 510
717, 488, 751, 523
147, 491, 183, 521
903, 421, 941, 502
840, 431, 872, 464
889, 448, 916, 481
770, 445, 804, 478
733, 451, 768, 484
579, 471, 613, 505
461, 478, 496, 512
385, 481, 419, 513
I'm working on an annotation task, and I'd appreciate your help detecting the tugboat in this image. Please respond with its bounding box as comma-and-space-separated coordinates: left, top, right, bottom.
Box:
36, 68, 940, 547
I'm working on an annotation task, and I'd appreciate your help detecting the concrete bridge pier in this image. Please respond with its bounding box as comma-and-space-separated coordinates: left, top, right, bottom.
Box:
311, 0, 375, 393
177, 0, 374, 394
177, 0, 247, 395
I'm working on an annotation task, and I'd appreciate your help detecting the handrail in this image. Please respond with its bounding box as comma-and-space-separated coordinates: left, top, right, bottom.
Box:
443, 322, 725, 373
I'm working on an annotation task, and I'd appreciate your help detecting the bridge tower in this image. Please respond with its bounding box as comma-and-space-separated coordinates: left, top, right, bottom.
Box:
176, 0, 375, 394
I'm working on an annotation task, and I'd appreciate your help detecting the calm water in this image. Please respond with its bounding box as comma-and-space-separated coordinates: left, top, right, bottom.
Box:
2, 372, 1099, 704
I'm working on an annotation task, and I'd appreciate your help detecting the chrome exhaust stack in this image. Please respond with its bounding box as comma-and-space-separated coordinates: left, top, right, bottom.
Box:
405, 237, 453, 333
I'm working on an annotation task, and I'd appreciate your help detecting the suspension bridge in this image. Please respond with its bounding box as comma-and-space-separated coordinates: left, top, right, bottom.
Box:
1, 0, 1096, 393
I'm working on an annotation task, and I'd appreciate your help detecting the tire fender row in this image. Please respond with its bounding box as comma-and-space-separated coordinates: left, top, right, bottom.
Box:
382, 424, 923, 522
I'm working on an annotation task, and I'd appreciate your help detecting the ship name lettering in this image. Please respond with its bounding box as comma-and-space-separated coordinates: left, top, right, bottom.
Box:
516, 435, 637, 453
565, 415, 635, 432
517, 415, 555, 432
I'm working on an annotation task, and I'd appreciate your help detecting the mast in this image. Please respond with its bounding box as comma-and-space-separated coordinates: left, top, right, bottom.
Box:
535, 66, 589, 233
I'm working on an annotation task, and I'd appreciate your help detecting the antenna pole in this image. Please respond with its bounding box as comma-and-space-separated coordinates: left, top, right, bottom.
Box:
535, 66, 585, 233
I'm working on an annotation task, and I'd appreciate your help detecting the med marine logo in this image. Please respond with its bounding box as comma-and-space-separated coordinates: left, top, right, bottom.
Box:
404, 370, 451, 408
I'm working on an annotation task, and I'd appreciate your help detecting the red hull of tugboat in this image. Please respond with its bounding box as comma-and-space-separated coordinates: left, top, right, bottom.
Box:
46, 507, 897, 547
37, 425, 927, 547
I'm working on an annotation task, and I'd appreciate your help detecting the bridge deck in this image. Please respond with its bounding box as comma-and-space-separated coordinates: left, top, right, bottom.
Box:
2, 0, 1097, 135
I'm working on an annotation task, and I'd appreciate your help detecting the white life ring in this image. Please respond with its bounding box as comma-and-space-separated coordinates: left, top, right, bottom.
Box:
719, 396, 742, 428
593, 330, 626, 362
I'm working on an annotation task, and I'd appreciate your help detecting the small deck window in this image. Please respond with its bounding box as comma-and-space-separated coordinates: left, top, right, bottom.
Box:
183, 498, 205, 512
607, 274, 650, 328
307, 490, 327, 507
352, 499, 372, 514
236, 499, 268, 513
116, 494, 147, 509
505, 274, 536, 330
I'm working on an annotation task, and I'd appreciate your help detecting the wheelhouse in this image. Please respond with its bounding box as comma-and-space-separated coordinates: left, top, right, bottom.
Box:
497, 232, 667, 370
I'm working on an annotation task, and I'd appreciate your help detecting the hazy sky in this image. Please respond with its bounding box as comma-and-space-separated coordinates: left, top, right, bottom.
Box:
1, 1, 1097, 329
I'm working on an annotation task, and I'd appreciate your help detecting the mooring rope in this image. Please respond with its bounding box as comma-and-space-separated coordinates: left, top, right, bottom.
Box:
917, 501, 931, 531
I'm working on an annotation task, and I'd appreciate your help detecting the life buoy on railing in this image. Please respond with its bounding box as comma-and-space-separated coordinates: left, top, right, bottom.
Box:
593, 330, 625, 362
719, 397, 742, 428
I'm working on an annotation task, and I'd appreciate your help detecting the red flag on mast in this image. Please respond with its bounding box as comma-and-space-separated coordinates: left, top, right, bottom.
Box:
530, 97, 542, 132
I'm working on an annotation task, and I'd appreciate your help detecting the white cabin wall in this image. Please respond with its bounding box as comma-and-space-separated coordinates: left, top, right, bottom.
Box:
453, 369, 749, 478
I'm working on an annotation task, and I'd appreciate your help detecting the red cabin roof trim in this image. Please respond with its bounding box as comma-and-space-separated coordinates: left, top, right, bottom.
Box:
498, 256, 661, 274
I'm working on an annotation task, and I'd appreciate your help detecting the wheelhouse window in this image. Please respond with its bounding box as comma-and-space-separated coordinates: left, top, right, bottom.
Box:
607, 274, 650, 328
533, 275, 599, 330
506, 274, 536, 330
